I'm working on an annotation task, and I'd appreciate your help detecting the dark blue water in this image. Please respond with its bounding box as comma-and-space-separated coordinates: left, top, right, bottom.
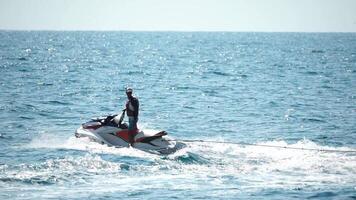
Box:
0, 31, 355, 199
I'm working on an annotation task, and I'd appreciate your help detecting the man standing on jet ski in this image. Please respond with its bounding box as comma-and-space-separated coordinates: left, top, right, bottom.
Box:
125, 87, 139, 146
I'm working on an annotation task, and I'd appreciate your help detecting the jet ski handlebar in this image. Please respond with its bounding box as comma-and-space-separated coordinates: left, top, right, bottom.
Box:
118, 109, 126, 125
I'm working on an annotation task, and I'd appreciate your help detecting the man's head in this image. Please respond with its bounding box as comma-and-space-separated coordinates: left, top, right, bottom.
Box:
126, 87, 133, 98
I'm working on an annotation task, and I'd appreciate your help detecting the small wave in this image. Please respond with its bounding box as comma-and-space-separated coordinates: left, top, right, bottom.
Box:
311, 50, 325, 53
24, 103, 37, 109
123, 70, 145, 75
164, 152, 210, 165
302, 117, 327, 123
46, 100, 71, 105
0, 133, 13, 140
304, 71, 319, 75
18, 68, 29, 72
308, 191, 337, 199
176, 86, 191, 90
198, 59, 216, 64
0, 176, 57, 185
37, 82, 54, 86
321, 85, 332, 89
211, 71, 231, 76
240, 74, 248, 78
19, 116, 34, 120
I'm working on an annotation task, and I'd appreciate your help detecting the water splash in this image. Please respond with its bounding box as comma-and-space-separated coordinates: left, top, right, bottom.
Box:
27, 131, 158, 159
4, 134, 356, 199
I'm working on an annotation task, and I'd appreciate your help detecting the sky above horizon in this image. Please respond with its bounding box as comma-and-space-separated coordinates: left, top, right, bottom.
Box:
0, 0, 356, 32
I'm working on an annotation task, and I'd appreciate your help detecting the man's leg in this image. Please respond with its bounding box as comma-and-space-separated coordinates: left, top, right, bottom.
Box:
128, 117, 137, 146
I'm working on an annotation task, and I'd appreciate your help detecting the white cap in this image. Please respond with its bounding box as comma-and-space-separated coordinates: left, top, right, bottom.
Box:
126, 87, 133, 93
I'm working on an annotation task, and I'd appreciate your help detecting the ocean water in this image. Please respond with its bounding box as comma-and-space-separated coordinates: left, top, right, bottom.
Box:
0, 31, 355, 199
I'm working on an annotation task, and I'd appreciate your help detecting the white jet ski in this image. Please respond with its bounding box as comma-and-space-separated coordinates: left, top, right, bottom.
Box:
75, 110, 185, 154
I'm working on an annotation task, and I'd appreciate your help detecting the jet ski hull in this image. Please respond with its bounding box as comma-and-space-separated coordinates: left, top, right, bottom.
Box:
75, 115, 185, 154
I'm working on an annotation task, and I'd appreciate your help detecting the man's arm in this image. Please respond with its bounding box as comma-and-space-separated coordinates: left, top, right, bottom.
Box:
133, 98, 139, 118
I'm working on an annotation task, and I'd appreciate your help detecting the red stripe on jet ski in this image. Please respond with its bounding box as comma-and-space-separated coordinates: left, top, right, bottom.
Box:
116, 130, 130, 142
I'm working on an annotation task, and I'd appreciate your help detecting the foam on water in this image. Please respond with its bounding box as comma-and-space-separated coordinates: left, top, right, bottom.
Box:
0, 154, 122, 185
27, 132, 157, 159
24, 133, 356, 188
2, 132, 356, 199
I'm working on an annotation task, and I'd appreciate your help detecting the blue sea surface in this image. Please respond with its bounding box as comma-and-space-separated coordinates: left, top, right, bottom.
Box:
0, 31, 355, 199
